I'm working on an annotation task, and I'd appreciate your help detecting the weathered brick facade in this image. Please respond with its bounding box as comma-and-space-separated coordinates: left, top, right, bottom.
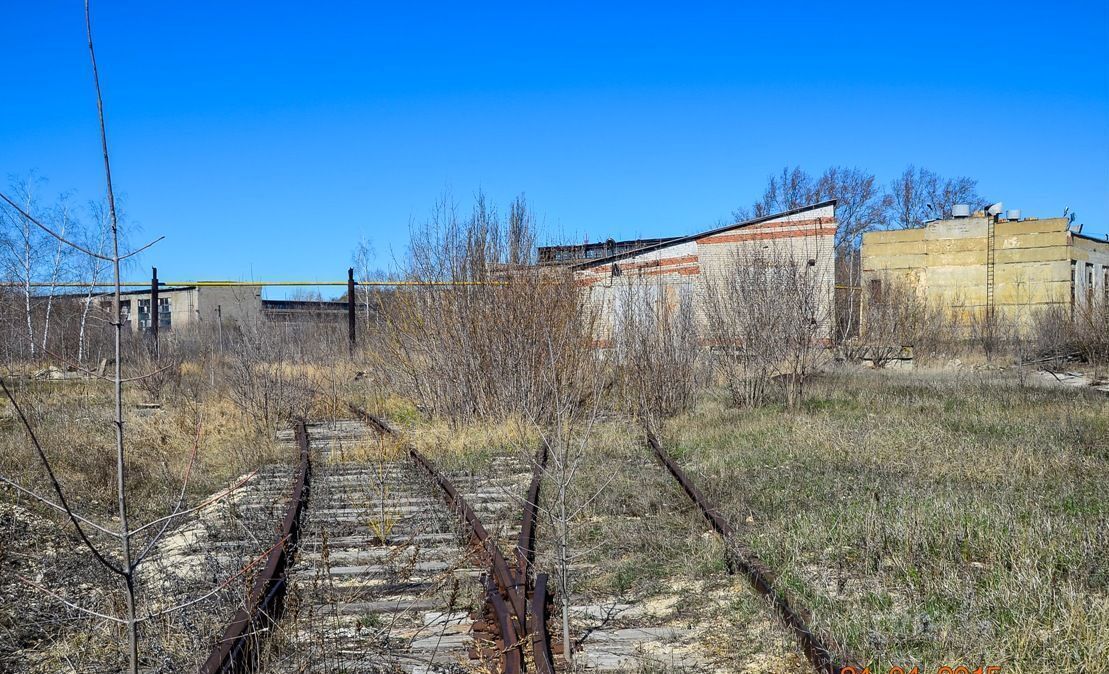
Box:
573, 201, 838, 343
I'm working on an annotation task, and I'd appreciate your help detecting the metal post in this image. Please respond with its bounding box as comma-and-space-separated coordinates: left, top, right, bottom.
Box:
347, 267, 356, 356
150, 266, 159, 357
217, 304, 224, 355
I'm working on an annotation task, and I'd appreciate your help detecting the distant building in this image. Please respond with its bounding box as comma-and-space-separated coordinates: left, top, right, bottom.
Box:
94, 284, 352, 331
572, 201, 838, 343
97, 285, 263, 331
861, 208, 1109, 326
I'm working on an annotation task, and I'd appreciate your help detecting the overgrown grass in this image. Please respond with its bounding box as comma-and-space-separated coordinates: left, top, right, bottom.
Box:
0, 372, 283, 523
657, 370, 1108, 673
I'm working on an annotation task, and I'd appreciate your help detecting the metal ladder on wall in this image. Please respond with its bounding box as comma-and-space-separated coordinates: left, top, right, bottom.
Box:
985, 214, 996, 320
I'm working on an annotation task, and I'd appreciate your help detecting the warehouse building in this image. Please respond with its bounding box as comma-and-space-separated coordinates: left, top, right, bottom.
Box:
571, 201, 838, 342
861, 206, 1109, 327
95, 284, 351, 331
97, 285, 263, 331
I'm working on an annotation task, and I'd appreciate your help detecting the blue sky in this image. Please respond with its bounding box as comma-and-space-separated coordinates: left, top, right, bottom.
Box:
2, 1, 1107, 292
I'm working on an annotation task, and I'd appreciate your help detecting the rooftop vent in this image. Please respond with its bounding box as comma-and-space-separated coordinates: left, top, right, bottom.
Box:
952, 204, 971, 218
1007, 209, 1021, 221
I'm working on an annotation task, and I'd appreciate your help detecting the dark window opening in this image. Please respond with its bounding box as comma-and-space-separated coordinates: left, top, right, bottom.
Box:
869, 278, 883, 303
137, 299, 151, 330
158, 297, 172, 329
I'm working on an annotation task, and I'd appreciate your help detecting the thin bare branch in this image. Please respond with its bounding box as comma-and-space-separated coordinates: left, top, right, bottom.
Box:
0, 192, 113, 261
0, 377, 123, 575
118, 235, 165, 261
139, 534, 289, 620
17, 575, 126, 623
0, 476, 119, 538
128, 469, 259, 537
129, 420, 203, 570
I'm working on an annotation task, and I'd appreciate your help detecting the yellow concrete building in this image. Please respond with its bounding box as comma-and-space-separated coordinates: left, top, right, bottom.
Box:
861, 209, 1109, 327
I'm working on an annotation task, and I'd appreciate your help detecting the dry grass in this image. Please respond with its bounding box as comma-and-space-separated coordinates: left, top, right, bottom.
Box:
0, 373, 284, 522
7, 357, 1106, 673
655, 369, 1108, 673
0, 363, 291, 672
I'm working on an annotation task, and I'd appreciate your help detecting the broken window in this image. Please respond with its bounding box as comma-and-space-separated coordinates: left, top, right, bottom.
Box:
158, 297, 172, 329
137, 299, 151, 330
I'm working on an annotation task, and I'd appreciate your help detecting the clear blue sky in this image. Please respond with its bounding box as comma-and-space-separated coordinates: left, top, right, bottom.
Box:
2, 1, 1107, 291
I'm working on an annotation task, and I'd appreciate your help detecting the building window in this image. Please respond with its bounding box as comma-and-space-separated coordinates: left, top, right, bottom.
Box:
1070, 261, 1077, 310
869, 278, 883, 303
1087, 263, 1095, 308
120, 300, 131, 324
137, 299, 151, 330
158, 297, 172, 329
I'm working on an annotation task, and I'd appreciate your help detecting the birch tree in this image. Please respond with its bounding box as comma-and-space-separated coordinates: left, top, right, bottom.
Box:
0, 175, 47, 359
76, 199, 113, 363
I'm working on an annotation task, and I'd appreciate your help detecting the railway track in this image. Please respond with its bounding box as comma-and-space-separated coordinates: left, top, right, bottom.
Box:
348, 407, 558, 674
646, 431, 859, 674
195, 413, 557, 674
191, 410, 854, 674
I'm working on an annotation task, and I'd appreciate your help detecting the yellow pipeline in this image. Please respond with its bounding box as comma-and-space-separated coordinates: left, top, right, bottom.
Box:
2, 280, 505, 287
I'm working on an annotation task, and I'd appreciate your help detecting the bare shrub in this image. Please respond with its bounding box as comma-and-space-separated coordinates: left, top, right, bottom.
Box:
968, 307, 1007, 361
611, 274, 701, 430
127, 339, 182, 404
223, 319, 315, 433
381, 193, 594, 423
1029, 298, 1109, 373
851, 275, 969, 365
701, 245, 830, 409
854, 275, 929, 366
1073, 295, 1109, 370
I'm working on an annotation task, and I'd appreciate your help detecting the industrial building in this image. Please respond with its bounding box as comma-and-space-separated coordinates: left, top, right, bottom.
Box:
95, 284, 350, 332
97, 285, 263, 332
861, 206, 1109, 327
571, 201, 838, 342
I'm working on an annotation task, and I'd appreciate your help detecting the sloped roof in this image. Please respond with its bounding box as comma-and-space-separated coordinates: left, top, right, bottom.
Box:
572, 199, 837, 270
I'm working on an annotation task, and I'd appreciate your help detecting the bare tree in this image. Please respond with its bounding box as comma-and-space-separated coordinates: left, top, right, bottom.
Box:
886, 165, 982, 229
351, 235, 377, 321
734, 165, 889, 250
612, 273, 701, 431
0, 6, 251, 673
39, 194, 77, 356
531, 327, 606, 671
701, 245, 830, 409
76, 198, 114, 363
0, 175, 48, 360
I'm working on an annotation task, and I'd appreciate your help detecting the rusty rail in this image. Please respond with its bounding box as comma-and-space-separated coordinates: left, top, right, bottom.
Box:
198, 421, 312, 674
646, 431, 858, 674
406, 445, 526, 674
530, 573, 557, 674
515, 443, 548, 581
349, 403, 556, 674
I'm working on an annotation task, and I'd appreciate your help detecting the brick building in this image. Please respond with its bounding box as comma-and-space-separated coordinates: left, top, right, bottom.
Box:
571, 201, 838, 342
